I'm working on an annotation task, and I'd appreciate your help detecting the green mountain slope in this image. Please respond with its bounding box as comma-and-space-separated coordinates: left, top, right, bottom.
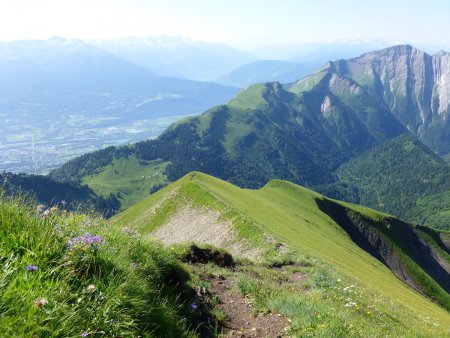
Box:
82, 157, 169, 211
318, 134, 450, 230
0, 172, 119, 217
51, 77, 405, 191
111, 172, 450, 324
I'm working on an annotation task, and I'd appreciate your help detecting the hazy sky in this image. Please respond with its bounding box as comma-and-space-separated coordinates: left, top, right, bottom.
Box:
1, 0, 449, 48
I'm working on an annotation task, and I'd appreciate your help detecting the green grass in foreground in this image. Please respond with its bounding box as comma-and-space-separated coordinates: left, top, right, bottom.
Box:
83, 156, 170, 211
0, 194, 205, 337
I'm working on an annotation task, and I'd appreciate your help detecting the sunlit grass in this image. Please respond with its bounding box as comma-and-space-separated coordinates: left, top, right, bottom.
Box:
83, 156, 170, 210
0, 193, 201, 337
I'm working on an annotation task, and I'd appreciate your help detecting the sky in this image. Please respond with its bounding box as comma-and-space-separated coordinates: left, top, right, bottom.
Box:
0, 0, 449, 49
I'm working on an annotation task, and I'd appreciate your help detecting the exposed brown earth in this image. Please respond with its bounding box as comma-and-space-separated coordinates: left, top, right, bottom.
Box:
208, 275, 289, 338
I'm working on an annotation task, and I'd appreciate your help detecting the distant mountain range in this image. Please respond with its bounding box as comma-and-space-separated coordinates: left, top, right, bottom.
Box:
0, 37, 237, 113
92, 37, 411, 82
245, 38, 396, 61
47, 45, 450, 229
0, 37, 239, 173
249, 38, 449, 61
92, 36, 256, 81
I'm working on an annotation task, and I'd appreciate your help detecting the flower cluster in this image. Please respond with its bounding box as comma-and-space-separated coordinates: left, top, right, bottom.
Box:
25, 265, 38, 272
342, 284, 356, 292
67, 234, 104, 251
344, 299, 358, 307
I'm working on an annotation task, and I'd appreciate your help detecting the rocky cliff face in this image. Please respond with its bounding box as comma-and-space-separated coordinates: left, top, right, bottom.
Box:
326, 45, 450, 155
316, 197, 450, 302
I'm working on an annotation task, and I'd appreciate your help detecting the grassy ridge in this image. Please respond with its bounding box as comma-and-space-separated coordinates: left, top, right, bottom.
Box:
112, 172, 450, 335
203, 176, 450, 312
0, 194, 205, 337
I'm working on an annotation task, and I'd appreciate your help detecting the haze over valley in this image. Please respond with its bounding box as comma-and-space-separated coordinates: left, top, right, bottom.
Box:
4, 35, 450, 173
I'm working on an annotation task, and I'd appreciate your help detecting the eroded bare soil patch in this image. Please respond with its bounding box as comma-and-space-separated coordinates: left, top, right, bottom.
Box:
151, 205, 262, 259
209, 275, 289, 338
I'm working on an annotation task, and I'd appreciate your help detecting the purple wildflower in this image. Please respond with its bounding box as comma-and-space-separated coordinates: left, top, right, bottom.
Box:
191, 303, 198, 310
25, 265, 38, 272
81, 333, 88, 337
67, 234, 104, 251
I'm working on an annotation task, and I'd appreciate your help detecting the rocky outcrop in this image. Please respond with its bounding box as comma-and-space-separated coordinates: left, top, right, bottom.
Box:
329, 45, 450, 155
316, 198, 450, 299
